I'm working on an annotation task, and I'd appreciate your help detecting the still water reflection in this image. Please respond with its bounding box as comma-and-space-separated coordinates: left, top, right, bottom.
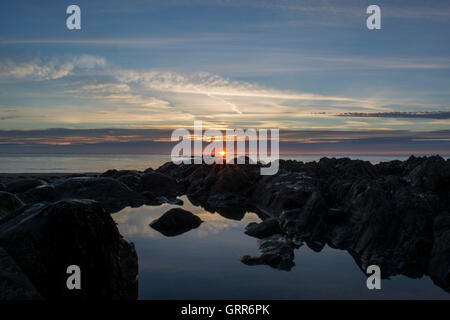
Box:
113, 196, 449, 300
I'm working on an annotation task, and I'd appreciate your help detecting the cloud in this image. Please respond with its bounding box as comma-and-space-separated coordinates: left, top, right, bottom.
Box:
1, 55, 446, 131
336, 111, 450, 119
266, 0, 450, 22
0, 128, 449, 156
113, 69, 372, 119
116, 70, 360, 102
0, 55, 106, 80
65, 82, 171, 108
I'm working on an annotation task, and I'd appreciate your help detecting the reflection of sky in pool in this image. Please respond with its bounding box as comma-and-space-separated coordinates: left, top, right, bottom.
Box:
113, 197, 450, 300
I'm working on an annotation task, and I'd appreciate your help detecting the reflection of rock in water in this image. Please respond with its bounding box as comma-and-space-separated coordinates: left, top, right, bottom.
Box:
240, 234, 296, 271
234, 156, 450, 293
213, 207, 246, 221
150, 208, 203, 237
245, 218, 281, 239
159, 156, 449, 294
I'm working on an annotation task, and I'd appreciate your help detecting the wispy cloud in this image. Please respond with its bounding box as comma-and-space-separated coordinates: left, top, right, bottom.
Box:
266, 0, 450, 22
0, 55, 106, 80
0, 36, 233, 47
337, 111, 450, 119
64, 82, 171, 108
115, 69, 366, 105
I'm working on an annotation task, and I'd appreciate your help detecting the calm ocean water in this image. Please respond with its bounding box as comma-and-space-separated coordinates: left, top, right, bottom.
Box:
2, 153, 447, 173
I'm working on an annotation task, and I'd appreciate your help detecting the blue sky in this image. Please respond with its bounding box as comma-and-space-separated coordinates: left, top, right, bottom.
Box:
0, 0, 449, 153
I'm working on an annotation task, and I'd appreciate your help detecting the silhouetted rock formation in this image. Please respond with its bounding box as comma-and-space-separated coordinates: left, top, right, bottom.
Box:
0, 192, 23, 218
0, 247, 43, 300
150, 208, 203, 237
240, 234, 296, 271
15, 172, 185, 213
6, 178, 47, 194
245, 218, 281, 239
1, 155, 449, 296
0, 199, 138, 299
155, 156, 450, 291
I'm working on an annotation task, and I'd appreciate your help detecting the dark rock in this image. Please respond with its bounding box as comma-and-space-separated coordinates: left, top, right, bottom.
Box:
156, 162, 200, 179
0, 247, 43, 300
251, 170, 316, 215
205, 193, 248, 219
100, 169, 118, 177
316, 157, 376, 179
0, 199, 138, 299
429, 215, 450, 292
184, 164, 254, 213
6, 179, 47, 194
279, 191, 328, 241
117, 174, 142, 191
65, 173, 89, 178
0, 183, 6, 191
0, 192, 24, 218
150, 208, 203, 237
20, 177, 146, 213
17, 185, 57, 204
240, 235, 295, 271
140, 171, 185, 198
245, 218, 281, 239
406, 155, 450, 197
112, 170, 142, 179
240, 156, 450, 292
144, 167, 154, 174
376, 160, 404, 175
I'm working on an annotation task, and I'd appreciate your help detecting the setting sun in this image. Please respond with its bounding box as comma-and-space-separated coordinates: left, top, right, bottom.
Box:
219, 150, 226, 156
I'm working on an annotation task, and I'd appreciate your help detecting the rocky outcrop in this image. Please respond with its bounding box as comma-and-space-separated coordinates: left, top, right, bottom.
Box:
0, 247, 43, 300
6, 178, 47, 194
16, 177, 145, 213
139, 171, 185, 198
165, 156, 450, 292
0, 192, 23, 218
13, 170, 186, 213
245, 218, 281, 239
0, 199, 138, 299
182, 164, 257, 218
240, 235, 296, 271
428, 215, 450, 291
150, 208, 203, 237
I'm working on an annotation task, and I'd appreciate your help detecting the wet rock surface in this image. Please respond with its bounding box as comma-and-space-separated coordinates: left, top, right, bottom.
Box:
150, 207, 203, 237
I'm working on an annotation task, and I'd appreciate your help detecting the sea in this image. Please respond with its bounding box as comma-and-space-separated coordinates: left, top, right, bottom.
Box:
1, 153, 448, 173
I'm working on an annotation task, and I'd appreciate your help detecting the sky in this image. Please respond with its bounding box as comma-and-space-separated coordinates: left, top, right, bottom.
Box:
0, 0, 449, 154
